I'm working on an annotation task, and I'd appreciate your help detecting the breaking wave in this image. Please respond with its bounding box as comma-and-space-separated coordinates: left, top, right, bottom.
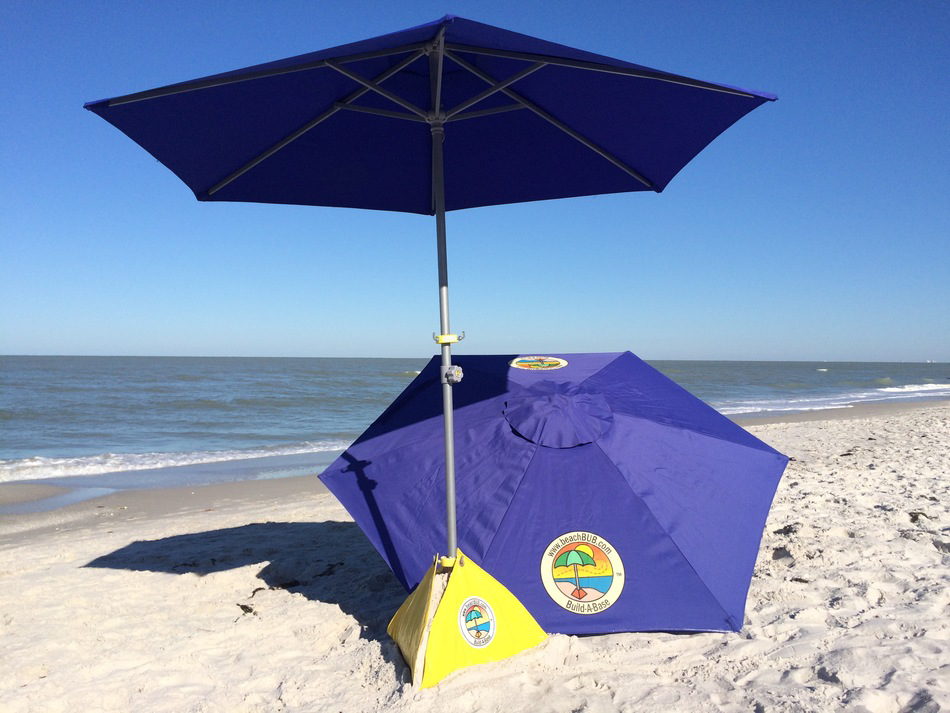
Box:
0, 440, 349, 484
716, 382, 950, 415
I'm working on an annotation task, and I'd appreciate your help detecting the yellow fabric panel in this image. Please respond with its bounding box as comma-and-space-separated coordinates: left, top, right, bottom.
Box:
386, 558, 440, 678
418, 549, 547, 688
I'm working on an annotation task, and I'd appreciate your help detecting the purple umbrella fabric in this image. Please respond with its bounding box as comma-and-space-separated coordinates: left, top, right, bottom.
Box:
84, 15, 775, 214
320, 352, 787, 635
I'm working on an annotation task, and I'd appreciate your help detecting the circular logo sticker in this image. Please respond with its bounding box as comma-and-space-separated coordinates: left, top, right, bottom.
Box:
458, 597, 495, 648
510, 356, 568, 371
540, 532, 624, 615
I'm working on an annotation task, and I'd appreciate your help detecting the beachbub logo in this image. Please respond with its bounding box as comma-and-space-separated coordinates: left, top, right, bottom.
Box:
510, 356, 568, 371
540, 532, 624, 615
458, 597, 495, 647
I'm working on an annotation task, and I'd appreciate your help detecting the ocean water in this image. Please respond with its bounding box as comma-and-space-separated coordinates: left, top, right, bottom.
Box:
2, 355, 948, 495
556, 576, 614, 594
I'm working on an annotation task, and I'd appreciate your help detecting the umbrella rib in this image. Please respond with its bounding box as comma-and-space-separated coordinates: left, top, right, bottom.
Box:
429, 27, 446, 217
335, 103, 427, 122
447, 103, 526, 122
105, 43, 428, 107
430, 27, 446, 116
205, 50, 425, 197
443, 62, 545, 119
477, 443, 542, 568
326, 61, 427, 118
445, 51, 656, 190
445, 43, 766, 100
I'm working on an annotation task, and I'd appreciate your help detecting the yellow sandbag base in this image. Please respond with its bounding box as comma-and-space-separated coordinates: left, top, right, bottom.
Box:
387, 549, 547, 688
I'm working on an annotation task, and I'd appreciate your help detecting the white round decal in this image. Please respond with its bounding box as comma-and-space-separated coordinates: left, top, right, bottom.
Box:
540, 531, 624, 615
458, 597, 495, 647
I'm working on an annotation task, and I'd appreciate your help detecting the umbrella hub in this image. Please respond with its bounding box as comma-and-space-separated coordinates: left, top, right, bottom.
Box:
504, 382, 613, 448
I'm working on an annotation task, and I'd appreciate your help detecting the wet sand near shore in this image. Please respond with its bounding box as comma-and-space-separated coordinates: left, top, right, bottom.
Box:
0, 482, 69, 507
0, 475, 328, 544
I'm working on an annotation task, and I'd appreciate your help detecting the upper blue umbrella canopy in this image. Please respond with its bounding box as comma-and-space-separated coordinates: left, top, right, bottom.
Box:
320, 352, 788, 635
85, 15, 776, 214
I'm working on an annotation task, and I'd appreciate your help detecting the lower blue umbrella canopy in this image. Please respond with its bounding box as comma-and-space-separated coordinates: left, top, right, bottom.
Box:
320, 352, 788, 635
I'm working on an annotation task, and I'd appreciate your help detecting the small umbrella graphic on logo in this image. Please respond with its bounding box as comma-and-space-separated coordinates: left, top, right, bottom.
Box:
465, 606, 488, 638
554, 545, 597, 600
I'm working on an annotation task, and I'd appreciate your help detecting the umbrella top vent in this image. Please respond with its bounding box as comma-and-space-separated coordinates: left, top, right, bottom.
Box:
504, 382, 613, 448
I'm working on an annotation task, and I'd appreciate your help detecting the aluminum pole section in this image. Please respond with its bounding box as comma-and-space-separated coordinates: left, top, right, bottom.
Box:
431, 122, 457, 557
430, 34, 457, 558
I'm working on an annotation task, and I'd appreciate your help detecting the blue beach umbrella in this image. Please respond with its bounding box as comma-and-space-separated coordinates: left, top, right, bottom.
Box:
319, 353, 788, 635
85, 15, 776, 560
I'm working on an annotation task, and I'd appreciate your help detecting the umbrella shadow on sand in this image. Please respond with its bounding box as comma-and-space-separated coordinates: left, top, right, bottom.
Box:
85, 520, 408, 668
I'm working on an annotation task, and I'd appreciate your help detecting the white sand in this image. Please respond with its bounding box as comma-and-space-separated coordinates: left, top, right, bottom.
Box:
2, 404, 948, 712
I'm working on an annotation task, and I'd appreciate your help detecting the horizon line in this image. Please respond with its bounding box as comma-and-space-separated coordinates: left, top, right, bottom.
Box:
2, 354, 947, 365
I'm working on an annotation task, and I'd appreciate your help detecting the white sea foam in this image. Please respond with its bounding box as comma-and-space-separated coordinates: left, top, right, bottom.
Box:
718, 402, 856, 415
716, 382, 950, 416
0, 440, 349, 484
878, 383, 947, 393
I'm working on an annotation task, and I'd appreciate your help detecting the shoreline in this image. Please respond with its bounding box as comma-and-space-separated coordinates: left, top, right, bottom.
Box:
3, 398, 948, 524
0, 474, 328, 544
0, 449, 338, 518
2, 398, 947, 540
731, 396, 950, 425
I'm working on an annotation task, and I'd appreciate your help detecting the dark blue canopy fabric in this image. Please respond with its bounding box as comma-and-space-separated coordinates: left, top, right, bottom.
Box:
85, 15, 775, 214
320, 353, 788, 635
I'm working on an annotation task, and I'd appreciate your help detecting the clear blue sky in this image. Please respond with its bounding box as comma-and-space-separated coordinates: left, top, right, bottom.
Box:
2, 2, 948, 361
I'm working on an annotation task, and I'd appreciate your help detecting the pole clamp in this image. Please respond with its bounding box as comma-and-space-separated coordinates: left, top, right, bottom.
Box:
441, 365, 463, 385
433, 331, 464, 344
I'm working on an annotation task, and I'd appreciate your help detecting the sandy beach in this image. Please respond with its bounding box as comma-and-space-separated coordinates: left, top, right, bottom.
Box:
2, 402, 948, 712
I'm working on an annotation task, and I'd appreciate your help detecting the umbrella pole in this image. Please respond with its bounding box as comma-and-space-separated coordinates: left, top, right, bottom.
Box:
431, 120, 458, 557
